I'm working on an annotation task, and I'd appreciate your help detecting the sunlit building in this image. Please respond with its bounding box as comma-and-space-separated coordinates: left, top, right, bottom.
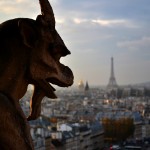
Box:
78, 80, 84, 91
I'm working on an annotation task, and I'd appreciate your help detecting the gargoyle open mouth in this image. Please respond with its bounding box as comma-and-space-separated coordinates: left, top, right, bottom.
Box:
35, 64, 74, 99
49, 64, 73, 98
27, 64, 73, 121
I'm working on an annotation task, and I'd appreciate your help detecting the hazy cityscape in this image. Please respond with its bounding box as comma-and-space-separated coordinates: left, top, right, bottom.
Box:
20, 57, 150, 150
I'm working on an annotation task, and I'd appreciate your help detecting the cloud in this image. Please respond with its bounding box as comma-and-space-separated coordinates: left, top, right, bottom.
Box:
0, 6, 20, 14
56, 18, 65, 24
0, 2, 17, 14
92, 19, 125, 26
0, 0, 39, 21
73, 18, 88, 24
16, 0, 25, 3
92, 19, 138, 28
117, 37, 150, 51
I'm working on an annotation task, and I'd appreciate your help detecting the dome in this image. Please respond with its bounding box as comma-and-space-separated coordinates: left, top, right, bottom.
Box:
78, 80, 84, 90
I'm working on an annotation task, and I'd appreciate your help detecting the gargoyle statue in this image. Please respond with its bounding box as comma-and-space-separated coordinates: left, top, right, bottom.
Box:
0, 0, 74, 149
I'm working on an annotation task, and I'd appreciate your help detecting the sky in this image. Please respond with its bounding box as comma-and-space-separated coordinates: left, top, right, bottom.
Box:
0, 0, 150, 86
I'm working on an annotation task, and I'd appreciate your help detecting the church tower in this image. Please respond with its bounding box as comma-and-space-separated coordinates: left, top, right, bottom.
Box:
85, 81, 89, 91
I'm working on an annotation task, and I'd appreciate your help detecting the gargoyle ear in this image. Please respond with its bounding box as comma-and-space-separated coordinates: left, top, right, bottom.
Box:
18, 20, 37, 48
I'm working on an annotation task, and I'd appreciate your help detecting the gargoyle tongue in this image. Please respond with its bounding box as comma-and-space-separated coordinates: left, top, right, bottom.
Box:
35, 79, 57, 99
28, 80, 56, 121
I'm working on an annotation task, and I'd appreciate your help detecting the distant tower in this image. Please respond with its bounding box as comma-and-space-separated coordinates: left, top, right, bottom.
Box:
85, 81, 89, 91
107, 57, 118, 90
85, 81, 91, 97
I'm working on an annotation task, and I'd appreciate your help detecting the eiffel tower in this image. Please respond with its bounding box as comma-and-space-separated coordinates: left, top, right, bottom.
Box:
107, 57, 118, 90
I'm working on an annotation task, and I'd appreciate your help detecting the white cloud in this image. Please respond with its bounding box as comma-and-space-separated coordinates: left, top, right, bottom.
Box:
56, 18, 65, 24
0, 0, 39, 20
92, 19, 124, 26
0, 6, 20, 14
92, 19, 138, 28
73, 18, 125, 26
70, 17, 138, 29
0, 1, 24, 14
73, 18, 88, 24
15, 0, 25, 3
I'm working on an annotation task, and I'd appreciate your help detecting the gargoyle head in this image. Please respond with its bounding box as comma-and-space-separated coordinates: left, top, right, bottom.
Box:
0, 0, 73, 120
19, 0, 74, 98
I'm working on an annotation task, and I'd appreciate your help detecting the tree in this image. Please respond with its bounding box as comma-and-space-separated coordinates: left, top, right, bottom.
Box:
102, 117, 135, 142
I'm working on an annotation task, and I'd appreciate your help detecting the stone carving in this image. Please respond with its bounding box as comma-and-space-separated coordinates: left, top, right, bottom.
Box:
0, 0, 73, 149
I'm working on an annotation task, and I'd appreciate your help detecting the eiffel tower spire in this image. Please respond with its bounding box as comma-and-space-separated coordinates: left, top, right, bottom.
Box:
107, 57, 118, 89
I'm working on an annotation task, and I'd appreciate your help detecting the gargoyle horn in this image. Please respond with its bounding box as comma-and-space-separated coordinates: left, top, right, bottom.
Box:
39, 0, 55, 29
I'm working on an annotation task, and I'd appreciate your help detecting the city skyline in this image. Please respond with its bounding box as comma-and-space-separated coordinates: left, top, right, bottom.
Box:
0, 0, 150, 86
